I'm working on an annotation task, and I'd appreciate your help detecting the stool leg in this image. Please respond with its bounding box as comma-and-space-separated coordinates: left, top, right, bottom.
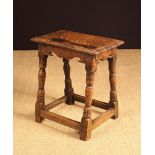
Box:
63, 58, 74, 105
80, 57, 97, 141
108, 53, 118, 119
35, 55, 48, 122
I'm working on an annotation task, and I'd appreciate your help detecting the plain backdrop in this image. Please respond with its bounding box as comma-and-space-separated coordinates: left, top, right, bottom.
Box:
13, 0, 141, 49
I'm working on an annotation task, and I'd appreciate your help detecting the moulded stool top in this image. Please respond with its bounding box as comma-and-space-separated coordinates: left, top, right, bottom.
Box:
31, 30, 124, 55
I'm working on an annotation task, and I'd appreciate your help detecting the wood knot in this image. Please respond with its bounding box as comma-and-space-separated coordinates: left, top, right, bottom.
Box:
48, 51, 53, 55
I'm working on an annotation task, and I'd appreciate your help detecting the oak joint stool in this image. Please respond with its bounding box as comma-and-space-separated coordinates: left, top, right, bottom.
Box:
31, 30, 124, 141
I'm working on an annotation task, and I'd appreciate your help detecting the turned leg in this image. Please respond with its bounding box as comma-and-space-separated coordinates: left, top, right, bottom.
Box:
63, 58, 74, 105
108, 53, 118, 119
80, 57, 97, 141
35, 55, 48, 122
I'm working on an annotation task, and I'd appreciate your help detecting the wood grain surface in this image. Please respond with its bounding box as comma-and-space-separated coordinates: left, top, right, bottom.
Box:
31, 30, 124, 55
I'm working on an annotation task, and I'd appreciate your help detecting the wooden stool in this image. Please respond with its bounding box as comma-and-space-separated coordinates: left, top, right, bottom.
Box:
31, 30, 124, 141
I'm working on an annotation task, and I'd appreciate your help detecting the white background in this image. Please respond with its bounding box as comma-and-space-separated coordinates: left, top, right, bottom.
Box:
0, 0, 154, 154
0, 0, 13, 154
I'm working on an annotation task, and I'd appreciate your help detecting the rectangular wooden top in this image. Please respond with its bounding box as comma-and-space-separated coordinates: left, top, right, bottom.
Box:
31, 30, 124, 55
